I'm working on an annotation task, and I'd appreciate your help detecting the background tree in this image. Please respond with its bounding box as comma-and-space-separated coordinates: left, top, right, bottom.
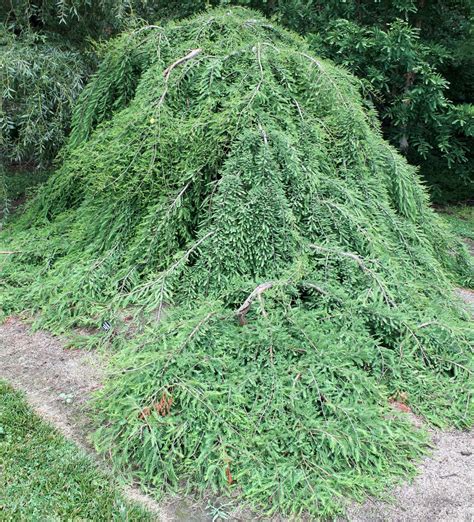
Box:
0, 28, 87, 168
266, 0, 473, 201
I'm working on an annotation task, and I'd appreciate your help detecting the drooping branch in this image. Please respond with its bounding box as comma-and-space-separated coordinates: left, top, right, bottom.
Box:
163, 48, 202, 81
158, 49, 202, 107
236, 279, 339, 325
236, 282, 274, 325
310, 244, 395, 306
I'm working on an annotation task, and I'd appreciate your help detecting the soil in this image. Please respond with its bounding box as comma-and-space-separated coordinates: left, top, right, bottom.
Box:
345, 430, 474, 522
0, 307, 473, 521
464, 238, 474, 257
456, 287, 474, 312
0, 317, 102, 447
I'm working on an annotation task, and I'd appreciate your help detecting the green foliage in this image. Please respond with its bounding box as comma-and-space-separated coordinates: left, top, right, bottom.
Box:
3, 1, 472, 201
1, 8, 473, 517
0, 28, 87, 167
0, 166, 48, 223
0, 380, 152, 520
300, 2, 473, 200
134, 0, 474, 200
1, 168, 47, 202
421, 103, 474, 203
312, 20, 459, 160
1, 0, 138, 41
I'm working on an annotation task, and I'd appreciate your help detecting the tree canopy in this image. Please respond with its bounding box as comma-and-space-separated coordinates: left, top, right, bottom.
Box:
0, 28, 87, 168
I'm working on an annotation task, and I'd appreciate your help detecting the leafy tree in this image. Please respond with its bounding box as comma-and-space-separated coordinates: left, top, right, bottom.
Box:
310, 16, 473, 200
220, 0, 473, 201
0, 28, 87, 167
0, 0, 146, 173
1, 0, 132, 40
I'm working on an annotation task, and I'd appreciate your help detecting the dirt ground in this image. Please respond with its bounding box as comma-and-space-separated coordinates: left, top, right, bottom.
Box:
457, 287, 474, 312
346, 429, 474, 521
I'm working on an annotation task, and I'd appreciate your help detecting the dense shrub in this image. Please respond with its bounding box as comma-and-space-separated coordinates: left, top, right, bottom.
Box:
2, 1, 472, 201
1, 8, 472, 517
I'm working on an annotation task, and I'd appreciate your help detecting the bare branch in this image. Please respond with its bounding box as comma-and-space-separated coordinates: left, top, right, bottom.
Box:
302, 283, 328, 295
236, 282, 274, 325
163, 48, 202, 81
158, 49, 202, 107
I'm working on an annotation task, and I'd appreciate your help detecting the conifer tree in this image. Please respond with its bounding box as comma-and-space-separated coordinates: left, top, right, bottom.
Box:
1, 8, 472, 517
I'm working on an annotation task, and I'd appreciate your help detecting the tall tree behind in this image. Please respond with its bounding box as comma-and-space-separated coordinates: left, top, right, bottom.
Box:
0, 0, 144, 171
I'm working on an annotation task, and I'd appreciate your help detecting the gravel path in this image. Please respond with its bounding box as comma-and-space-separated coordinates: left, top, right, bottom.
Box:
346, 430, 473, 521
456, 287, 474, 313
0, 315, 472, 521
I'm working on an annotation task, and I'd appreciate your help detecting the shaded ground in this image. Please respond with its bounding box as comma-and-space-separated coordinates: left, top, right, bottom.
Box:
466, 238, 474, 257
456, 287, 474, 312
0, 316, 472, 521
0, 320, 163, 518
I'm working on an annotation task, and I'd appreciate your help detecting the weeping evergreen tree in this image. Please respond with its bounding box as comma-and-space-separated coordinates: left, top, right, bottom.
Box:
1, 8, 473, 517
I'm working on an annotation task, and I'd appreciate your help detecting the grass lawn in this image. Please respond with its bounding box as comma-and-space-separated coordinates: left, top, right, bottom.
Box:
438, 204, 474, 241
0, 381, 152, 520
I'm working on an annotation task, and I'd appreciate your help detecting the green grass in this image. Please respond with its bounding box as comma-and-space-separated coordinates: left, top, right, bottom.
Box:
0, 381, 152, 521
438, 205, 474, 241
